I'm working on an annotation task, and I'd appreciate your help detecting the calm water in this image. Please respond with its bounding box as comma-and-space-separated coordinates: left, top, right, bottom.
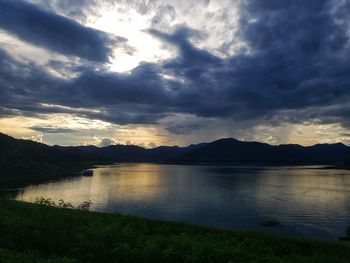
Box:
14, 164, 350, 240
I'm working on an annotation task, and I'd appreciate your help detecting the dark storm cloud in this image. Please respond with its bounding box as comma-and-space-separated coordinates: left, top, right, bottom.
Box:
148, 0, 350, 129
149, 27, 221, 68
1, 0, 350, 134
166, 122, 204, 135
223, 0, 350, 114
0, 48, 59, 110
63, 64, 169, 106
0, 48, 173, 124
0, 0, 123, 62
163, 1, 350, 120
30, 126, 77, 133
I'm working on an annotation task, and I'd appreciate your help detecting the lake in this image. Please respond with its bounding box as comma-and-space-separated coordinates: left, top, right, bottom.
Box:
14, 164, 350, 240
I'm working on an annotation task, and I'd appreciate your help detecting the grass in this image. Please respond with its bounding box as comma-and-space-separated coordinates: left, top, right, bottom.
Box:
0, 248, 74, 263
0, 199, 349, 263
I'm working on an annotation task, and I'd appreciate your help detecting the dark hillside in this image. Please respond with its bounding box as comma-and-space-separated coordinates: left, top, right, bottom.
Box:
167, 138, 350, 164
0, 133, 104, 187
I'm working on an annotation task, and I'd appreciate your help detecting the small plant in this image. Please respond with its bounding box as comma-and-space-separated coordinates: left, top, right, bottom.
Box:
34, 197, 57, 207
57, 199, 74, 209
76, 200, 92, 211
261, 219, 280, 227
33, 197, 91, 211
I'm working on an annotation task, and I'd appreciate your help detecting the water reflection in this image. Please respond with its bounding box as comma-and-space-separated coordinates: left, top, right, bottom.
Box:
15, 164, 350, 240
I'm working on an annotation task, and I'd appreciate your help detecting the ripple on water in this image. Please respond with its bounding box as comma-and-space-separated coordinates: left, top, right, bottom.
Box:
15, 164, 350, 240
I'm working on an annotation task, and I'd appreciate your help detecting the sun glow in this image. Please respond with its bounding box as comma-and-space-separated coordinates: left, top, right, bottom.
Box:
0, 113, 169, 147
87, 7, 172, 73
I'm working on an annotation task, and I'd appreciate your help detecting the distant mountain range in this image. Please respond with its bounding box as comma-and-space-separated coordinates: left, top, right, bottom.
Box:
60, 137, 350, 165
1, 132, 350, 186
56, 142, 207, 163
166, 138, 350, 165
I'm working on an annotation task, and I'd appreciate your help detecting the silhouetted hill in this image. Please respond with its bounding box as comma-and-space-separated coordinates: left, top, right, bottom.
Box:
0, 133, 104, 187
166, 138, 350, 164
64, 137, 350, 164
2, 132, 350, 187
98, 145, 148, 162
73, 144, 207, 162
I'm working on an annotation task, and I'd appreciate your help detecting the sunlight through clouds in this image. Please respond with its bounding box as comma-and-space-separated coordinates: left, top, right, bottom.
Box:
1, 0, 350, 147
86, 5, 172, 72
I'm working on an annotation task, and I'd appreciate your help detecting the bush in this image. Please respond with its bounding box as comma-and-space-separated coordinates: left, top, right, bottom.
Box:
34, 197, 91, 211
76, 201, 92, 211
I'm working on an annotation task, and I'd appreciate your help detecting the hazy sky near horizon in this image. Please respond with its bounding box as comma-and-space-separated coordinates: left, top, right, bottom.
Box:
1, 0, 350, 147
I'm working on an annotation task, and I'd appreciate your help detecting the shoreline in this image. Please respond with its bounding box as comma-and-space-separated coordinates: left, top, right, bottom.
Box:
1, 198, 350, 262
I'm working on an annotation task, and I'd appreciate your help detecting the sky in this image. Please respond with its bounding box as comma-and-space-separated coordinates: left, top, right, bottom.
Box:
0, 0, 350, 147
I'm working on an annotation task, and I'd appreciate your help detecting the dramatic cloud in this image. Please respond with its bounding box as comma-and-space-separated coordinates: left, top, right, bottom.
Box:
30, 126, 77, 134
0, 0, 124, 62
1, 0, 350, 146
98, 137, 116, 147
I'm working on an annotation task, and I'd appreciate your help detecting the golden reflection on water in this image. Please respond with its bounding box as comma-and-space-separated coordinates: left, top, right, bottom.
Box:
95, 164, 163, 202
15, 164, 350, 238
16, 164, 350, 211
16, 163, 163, 208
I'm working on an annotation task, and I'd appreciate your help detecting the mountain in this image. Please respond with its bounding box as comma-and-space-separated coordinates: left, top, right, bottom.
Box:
72, 144, 207, 162
166, 138, 350, 164
0, 133, 207, 187
0, 133, 104, 187
2, 133, 350, 187
64, 137, 350, 164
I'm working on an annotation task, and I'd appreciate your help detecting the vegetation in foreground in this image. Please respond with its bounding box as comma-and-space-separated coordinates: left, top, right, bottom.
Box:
0, 199, 350, 263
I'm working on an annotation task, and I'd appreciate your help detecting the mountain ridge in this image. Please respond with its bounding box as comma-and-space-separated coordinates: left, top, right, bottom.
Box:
2, 133, 350, 171
2, 132, 350, 187
166, 138, 350, 164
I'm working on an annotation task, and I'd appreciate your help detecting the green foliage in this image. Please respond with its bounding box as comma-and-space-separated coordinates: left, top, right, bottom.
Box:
34, 197, 58, 207
0, 199, 349, 263
0, 248, 76, 263
34, 197, 90, 210
76, 201, 92, 211
58, 199, 74, 209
